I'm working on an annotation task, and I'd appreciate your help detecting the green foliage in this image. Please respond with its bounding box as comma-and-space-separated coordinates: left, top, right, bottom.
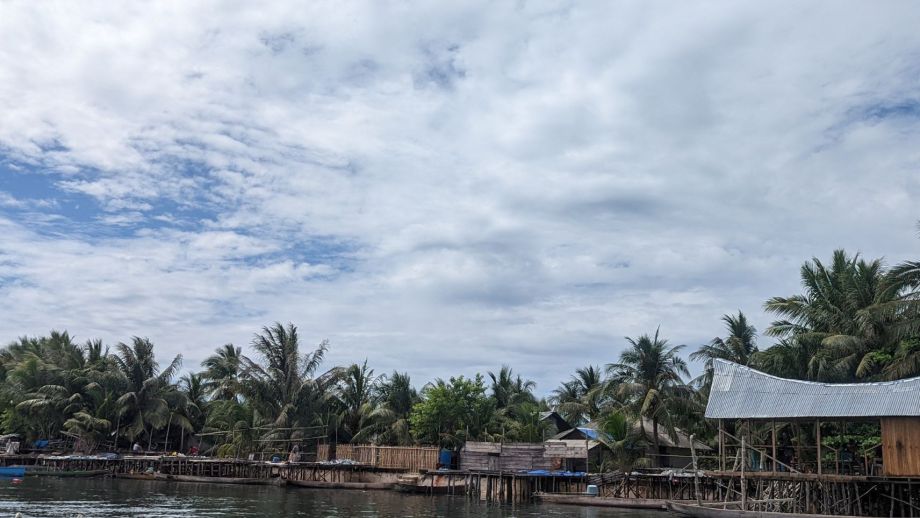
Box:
596, 411, 649, 472
409, 375, 495, 448
756, 248, 920, 383
549, 365, 606, 426
606, 328, 697, 464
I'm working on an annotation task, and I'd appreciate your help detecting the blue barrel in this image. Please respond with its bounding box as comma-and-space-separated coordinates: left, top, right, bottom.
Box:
438, 449, 452, 468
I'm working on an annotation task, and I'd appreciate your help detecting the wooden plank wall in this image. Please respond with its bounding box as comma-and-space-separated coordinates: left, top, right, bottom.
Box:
881, 417, 920, 476
498, 443, 553, 471
460, 441, 586, 472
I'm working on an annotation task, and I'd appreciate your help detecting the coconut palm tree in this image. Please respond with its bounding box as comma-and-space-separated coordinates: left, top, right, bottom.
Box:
113, 337, 183, 450
488, 365, 536, 410
691, 311, 758, 392
549, 365, 605, 426
873, 249, 920, 380
337, 360, 376, 442
175, 373, 208, 451
596, 411, 649, 472
606, 329, 693, 467
764, 250, 898, 381
202, 344, 245, 401
354, 371, 418, 445
241, 323, 340, 443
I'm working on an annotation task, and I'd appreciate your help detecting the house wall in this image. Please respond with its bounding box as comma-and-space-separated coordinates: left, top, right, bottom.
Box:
881, 417, 920, 476
460, 441, 585, 472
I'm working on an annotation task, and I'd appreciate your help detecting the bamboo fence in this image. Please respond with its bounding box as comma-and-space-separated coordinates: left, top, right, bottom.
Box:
316, 444, 439, 472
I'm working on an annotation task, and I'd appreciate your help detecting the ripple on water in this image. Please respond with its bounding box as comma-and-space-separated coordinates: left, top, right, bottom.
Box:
0, 477, 663, 517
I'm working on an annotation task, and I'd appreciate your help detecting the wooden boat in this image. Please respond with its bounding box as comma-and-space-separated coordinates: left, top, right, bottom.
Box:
116, 472, 281, 485
535, 492, 683, 510
116, 472, 157, 481
667, 501, 865, 518
287, 479, 395, 490
153, 473, 281, 485
395, 473, 466, 494
0, 467, 26, 477
26, 468, 109, 478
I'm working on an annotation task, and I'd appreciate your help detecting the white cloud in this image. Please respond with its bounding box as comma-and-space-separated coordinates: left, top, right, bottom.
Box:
1, 1, 919, 391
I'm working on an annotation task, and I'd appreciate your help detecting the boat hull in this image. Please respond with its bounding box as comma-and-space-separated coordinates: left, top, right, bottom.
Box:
288, 480, 395, 490
0, 467, 25, 477
536, 493, 678, 510
116, 472, 281, 485
26, 468, 109, 478
667, 501, 865, 518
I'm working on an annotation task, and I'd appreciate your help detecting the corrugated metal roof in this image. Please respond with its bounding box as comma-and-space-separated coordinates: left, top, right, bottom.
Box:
705, 359, 920, 420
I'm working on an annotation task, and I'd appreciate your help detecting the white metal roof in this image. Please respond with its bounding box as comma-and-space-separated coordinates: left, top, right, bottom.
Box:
705, 359, 920, 420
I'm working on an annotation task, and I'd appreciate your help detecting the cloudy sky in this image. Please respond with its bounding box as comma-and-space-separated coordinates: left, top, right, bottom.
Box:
1, 1, 919, 393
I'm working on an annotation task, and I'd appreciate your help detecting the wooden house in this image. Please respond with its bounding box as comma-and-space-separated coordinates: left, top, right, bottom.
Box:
459, 440, 594, 472
551, 419, 710, 468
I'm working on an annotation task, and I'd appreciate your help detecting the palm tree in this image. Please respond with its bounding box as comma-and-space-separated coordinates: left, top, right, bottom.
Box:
596, 411, 649, 472
488, 365, 536, 410
338, 360, 376, 442
202, 344, 245, 401
64, 411, 111, 452
241, 323, 340, 444
764, 250, 897, 381
176, 373, 208, 451
549, 365, 605, 425
606, 329, 692, 467
113, 337, 183, 450
356, 371, 418, 445
3, 332, 113, 441
874, 247, 920, 380
691, 311, 758, 392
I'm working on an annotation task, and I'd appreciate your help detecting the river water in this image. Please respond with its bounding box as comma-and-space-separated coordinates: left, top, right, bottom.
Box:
0, 477, 663, 517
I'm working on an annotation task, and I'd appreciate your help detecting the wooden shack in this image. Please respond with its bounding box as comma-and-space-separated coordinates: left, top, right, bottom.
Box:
551, 419, 710, 468
460, 441, 592, 472
706, 359, 920, 477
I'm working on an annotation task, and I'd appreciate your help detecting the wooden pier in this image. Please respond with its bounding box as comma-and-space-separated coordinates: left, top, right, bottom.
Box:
1, 453, 918, 516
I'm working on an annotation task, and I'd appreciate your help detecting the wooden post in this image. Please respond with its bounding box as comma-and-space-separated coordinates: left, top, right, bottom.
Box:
719, 420, 725, 472
816, 420, 822, 476
772, 420, 777, 473
741, 435, 747, 511
690, 434, 702, 505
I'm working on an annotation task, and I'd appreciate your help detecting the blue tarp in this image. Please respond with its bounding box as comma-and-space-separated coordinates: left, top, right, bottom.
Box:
33, 440, 49, 449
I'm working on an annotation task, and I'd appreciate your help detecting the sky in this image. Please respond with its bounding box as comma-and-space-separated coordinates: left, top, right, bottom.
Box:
1, 1, 919, 394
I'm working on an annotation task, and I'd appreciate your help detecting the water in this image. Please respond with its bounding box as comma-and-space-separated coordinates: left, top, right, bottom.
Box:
0, 477, 663, 517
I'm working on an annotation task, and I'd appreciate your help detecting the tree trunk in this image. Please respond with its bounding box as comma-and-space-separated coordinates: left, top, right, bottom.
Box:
147, 427, 153, 451
114, 413, 122, 451
653, 418, 661, 468
165, 414, 172, 453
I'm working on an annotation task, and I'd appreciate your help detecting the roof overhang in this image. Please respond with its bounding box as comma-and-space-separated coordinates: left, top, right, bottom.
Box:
705, 359, 920, 420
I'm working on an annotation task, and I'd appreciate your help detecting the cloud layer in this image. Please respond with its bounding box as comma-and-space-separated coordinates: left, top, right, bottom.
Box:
1, 1, 920, 392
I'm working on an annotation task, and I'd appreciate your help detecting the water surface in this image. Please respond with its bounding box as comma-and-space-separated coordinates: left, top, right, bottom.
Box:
0, 477, 664, 517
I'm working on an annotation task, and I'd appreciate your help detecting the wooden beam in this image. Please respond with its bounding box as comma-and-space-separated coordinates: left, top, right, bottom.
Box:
816, 420, 822, 476
772, 420, 777, 474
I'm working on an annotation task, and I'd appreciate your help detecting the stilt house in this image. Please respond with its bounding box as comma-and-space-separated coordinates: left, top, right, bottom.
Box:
706, 359, 920, 476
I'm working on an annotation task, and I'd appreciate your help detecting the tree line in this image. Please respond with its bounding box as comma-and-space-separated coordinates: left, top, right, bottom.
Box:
1, 245, 918, 463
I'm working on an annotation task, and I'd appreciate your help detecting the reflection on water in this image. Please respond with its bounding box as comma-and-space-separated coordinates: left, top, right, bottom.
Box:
0, 477, 664, 517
